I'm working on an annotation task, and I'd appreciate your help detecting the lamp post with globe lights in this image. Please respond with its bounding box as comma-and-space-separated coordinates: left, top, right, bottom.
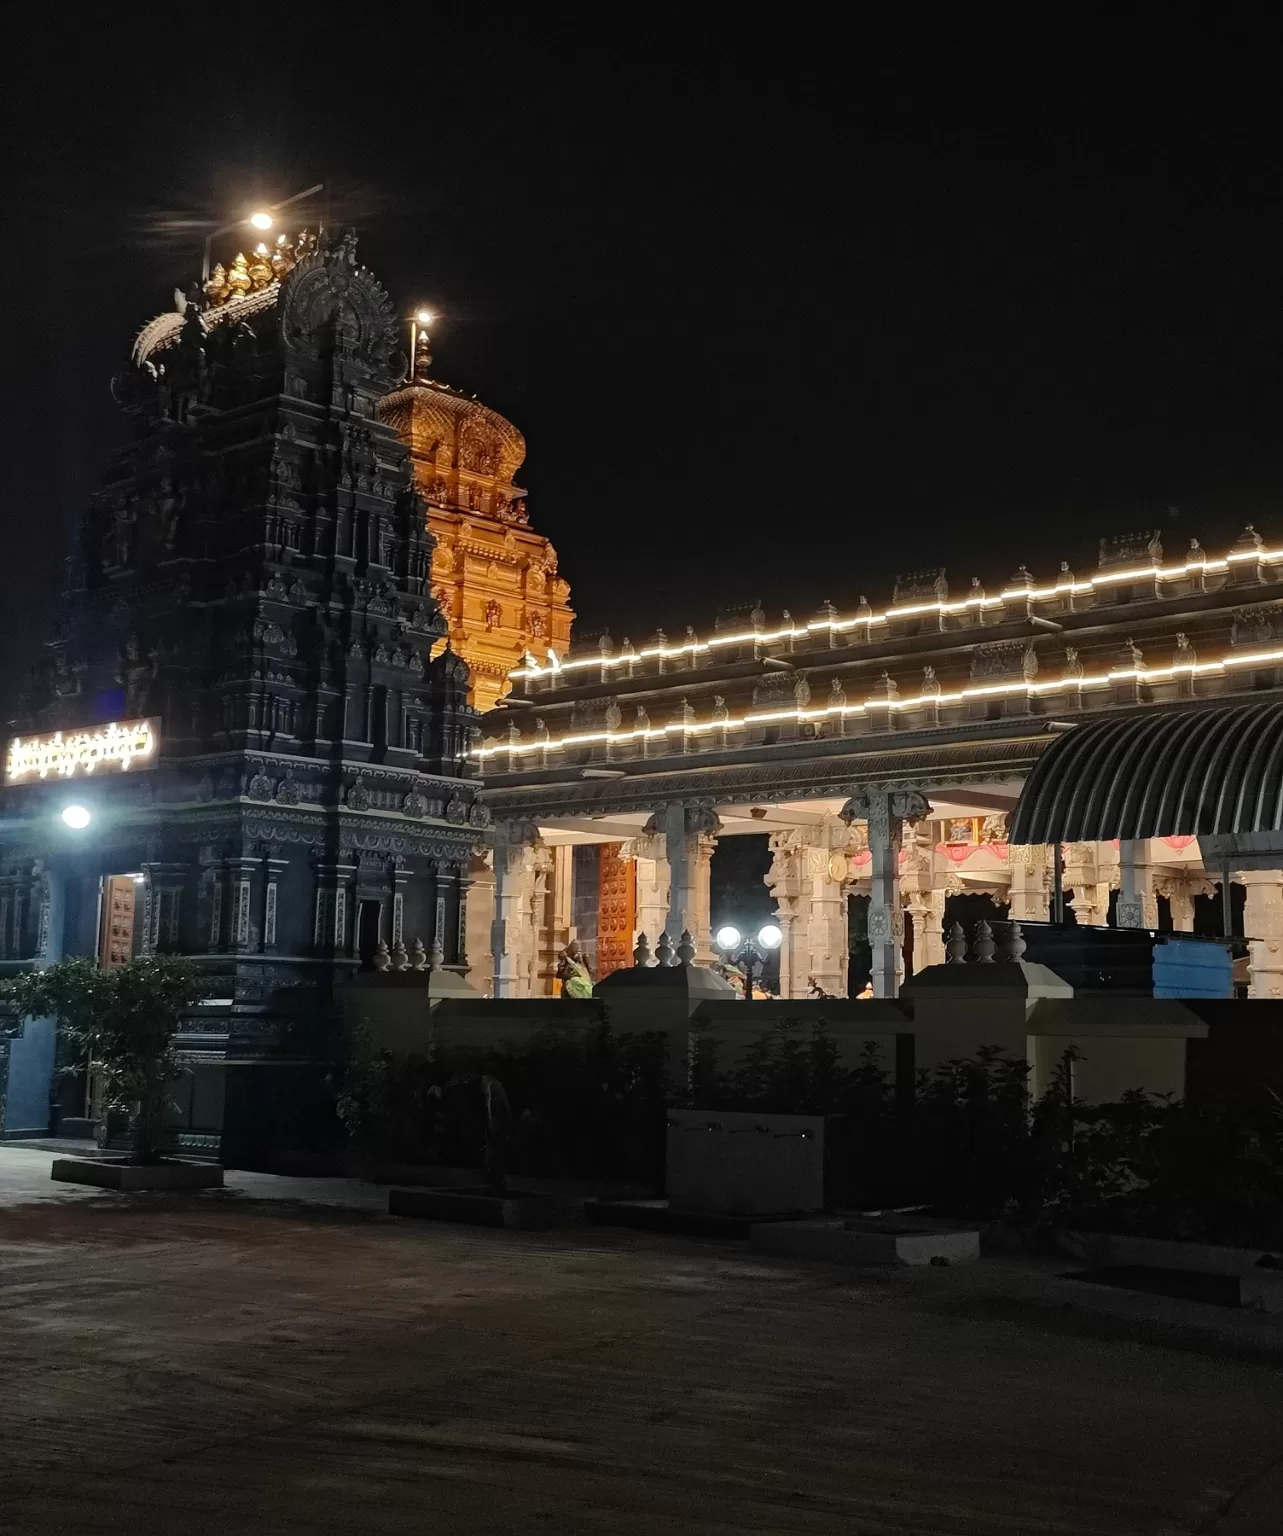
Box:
714, 922, 783, 1001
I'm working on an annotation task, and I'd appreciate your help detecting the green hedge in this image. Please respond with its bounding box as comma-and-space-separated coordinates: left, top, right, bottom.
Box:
334, 1021, 670, 1186
335, 1017, 1283, 1246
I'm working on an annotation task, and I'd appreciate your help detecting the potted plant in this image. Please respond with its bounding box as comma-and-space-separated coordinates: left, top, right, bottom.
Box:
4, 955, 223, 1190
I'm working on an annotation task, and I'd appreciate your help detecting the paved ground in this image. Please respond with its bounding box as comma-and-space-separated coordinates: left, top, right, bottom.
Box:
1, 1146, 1282, 1534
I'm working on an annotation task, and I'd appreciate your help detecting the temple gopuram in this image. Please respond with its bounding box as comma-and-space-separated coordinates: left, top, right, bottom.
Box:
379, 323, 573, 710
10, 216, 1283, 1152
0, 228, 488, 1152
476, 530, 1283, 1003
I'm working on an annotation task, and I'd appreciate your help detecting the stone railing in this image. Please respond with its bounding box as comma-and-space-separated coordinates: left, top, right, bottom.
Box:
632, 931, 696, 967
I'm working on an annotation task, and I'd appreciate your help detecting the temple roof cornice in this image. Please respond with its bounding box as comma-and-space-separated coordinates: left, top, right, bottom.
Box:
495, 582, 1283, 717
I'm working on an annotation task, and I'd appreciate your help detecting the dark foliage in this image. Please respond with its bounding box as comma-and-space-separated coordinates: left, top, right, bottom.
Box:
337, 1012, 1283, 1248
692, 1024, 1283, 1246
334, 1020, 670, 1188
4, 955, 199, 1163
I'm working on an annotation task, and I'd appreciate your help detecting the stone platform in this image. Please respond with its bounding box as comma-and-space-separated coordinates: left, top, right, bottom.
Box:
753, 1215, 981, 1266
51, 1157, 224, 1192
388, 1185, 582, 1228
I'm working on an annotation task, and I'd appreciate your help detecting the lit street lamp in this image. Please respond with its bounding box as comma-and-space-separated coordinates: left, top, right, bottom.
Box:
60, 804, 91, 830
409, 308, 436, 379
715, 922, 783, 1001
200, 183, 325, 283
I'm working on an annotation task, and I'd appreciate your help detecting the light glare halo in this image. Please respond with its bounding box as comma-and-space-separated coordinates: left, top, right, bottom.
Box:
757, 923, 783, 950
249, 211, 273, 230
715, 924, 742, 951
416, 308, 435, 326
61, 804, 91, 830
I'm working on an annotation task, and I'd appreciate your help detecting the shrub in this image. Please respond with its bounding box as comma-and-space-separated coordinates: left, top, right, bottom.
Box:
332, 1021, 671, 1187
5, 955, 200, 1163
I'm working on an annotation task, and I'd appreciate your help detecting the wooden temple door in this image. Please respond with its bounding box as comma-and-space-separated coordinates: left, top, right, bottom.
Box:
99, 876, 136, 969
596, 843, 636, 981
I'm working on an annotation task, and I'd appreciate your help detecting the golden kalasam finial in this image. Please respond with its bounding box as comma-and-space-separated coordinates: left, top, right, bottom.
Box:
270, 232, 294, 279
200, 228, 312, 308
204, 262, 229, 305
413, 326, 433, 380
225, 252, 252, 299
247, 243, 273, 289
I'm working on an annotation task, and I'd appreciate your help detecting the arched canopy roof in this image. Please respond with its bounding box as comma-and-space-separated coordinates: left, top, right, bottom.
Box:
1009, 699, 1283, 844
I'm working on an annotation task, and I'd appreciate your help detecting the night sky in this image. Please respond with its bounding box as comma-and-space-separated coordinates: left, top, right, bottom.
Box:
5, 14, 1283, 714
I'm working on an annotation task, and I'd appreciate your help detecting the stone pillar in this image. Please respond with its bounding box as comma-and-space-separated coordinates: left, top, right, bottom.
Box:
1167, 884, 1196, 933
491, 819, 542, 998
764, 818, 853, 998
1116, 838, 1159, 929
310, 860, 358, 957
807, 836, 849, 997
654, 801, 721, 963
625, 832, 668, 957
38, 867, 63, 967
899, 826, 945, 975
841, 790, 931, 999
465, 850, 496, 994
1070, 882, 1111, 927
687, 833, 718, 965
905, 888, 946, 972
1236, 870, 1283, 999
1064, 841, 1110, 927
224, 858, 259, 953
766, 831, 807, 999
1009, 845, 1051, 922
529, 842, 567, 995
263, 856, 289, 952
532, 843, 573, 991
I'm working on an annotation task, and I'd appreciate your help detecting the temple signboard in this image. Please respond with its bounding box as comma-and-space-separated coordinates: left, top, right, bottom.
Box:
4, 718, 160, 785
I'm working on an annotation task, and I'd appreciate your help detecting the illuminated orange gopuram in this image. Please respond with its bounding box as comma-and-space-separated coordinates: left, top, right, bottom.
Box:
380, 326, 573, 710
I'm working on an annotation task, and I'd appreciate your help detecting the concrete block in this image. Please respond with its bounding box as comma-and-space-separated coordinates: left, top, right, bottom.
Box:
666, 1110, 824, 1216
1055, 1229, 1283, 1310
388, 1186, 583, 1229
752, 1217, 979, 1266
51, 1158, 224, 1192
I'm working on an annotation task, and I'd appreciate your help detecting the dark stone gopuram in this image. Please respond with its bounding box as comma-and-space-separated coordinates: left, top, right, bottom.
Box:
0, 229, 486, 1158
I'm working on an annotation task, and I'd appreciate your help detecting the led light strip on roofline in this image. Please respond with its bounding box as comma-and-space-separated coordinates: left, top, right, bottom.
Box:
508, 546, 1283, 681
474, 642, 1283, 761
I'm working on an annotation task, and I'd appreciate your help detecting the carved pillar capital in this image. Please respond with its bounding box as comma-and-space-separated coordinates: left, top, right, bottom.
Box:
840, 788, 932, 833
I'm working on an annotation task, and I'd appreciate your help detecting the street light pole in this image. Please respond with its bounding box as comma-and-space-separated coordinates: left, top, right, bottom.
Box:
736, 938, 764, 1002
200, 183, 326, 284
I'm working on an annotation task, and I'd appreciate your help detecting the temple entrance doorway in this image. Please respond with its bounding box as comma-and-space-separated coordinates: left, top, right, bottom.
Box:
98, 873, 143, 968
357, 900, 383, 969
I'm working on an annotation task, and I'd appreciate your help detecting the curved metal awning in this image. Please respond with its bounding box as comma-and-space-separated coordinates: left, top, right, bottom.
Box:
1010, 699, 1283, 844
